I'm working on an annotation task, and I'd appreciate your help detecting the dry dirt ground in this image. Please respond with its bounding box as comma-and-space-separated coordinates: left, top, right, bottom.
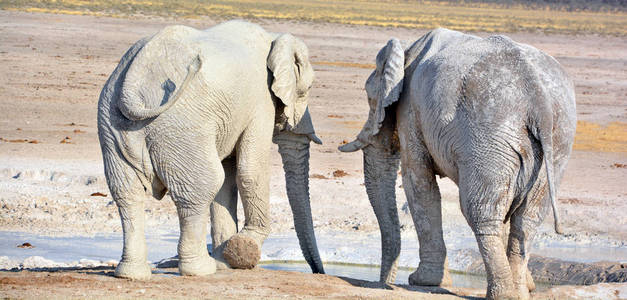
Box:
0, 10, 626, 299
1, 267, 626, 299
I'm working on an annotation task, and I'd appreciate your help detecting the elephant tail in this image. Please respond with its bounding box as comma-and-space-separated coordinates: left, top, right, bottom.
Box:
529, 86, 563, 235
537, 118, 562, 235
118, 55, 202, 121
518, 48, 563, 235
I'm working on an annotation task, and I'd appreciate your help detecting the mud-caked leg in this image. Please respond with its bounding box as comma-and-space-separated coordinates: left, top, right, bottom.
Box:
210, 157, 238, 270
223, 127, 272, 269
507, 188, 549, 299
157, 144, 224, 276
502, 221, 536, 294
114, 190, 152, 280
104, 152, 152, 280
459, 168, 517, 300
173, 170, 223, 275
401, 146, 451, 287
175, 202, 217, 276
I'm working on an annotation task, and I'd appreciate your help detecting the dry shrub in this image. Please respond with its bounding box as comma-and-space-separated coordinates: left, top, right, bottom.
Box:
310, 174, 328, 179
333, 170, 348, 177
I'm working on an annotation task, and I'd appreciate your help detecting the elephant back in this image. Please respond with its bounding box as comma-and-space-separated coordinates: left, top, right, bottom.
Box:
204, 20, 273, 50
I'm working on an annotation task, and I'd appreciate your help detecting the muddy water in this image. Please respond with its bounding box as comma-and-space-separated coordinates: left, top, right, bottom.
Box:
1, 231, 623, 289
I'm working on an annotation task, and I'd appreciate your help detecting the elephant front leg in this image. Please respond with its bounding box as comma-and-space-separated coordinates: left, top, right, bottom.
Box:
115, 197, 152, 280
162, 146, 225, 277
402, 160, 451, 287
222, 130, 272, 269
175, 203, 216, 276
210, 157, 239, 270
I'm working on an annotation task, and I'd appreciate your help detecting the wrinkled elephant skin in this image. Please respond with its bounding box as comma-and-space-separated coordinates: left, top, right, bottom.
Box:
340, 28, 576, 299
98, 20, 325, 279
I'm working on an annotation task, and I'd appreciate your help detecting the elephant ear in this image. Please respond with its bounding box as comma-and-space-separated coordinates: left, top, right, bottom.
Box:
371, 38, 405, 137
268, 33, 315, 130
339, 38, 404, 153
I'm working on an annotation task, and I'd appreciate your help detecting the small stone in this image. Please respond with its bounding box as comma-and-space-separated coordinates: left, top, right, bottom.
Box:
17, 242, 34, 249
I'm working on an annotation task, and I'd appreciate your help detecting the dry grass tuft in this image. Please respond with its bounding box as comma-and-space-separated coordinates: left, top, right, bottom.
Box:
573, 121, 627, 152
1, 0, 626, 36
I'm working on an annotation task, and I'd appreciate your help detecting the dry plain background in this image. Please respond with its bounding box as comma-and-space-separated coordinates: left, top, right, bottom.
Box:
0, 1, 626, 298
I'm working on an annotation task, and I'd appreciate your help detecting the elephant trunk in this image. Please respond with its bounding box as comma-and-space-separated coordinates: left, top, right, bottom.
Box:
275, 131, 325, 274
362, 145, 401, 284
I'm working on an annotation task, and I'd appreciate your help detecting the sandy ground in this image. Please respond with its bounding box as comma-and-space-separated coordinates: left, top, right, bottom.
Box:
1, 267, 625, 300
1, 10, 626, 298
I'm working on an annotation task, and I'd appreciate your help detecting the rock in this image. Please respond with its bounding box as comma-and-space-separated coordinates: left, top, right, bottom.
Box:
17, 242, 34, 249
223, 235, 260, 269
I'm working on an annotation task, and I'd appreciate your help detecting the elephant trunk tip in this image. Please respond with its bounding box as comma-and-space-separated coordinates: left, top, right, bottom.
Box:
308, 133, 323, 145
338, 139, 365, 152
554, 219, 564, 235
312, 265, 325, 274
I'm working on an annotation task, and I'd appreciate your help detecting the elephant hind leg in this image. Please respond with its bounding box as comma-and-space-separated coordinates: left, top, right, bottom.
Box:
459, 167, 517, 300
506, 218, 534, 300
153, 144, 225, 276
507, 179, 550, 298
103, 154, 152, 280
210, 156, 239, 270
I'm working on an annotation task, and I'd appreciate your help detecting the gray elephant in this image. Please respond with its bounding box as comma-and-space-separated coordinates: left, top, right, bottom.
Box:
339, 28, 576, 299
97, 20, 324, 280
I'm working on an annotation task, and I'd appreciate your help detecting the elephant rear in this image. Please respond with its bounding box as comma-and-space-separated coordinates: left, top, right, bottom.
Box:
97, 36, 166, 200
419, 35, 576, 203
340, 28, 576, 298
417, 31, 576, 299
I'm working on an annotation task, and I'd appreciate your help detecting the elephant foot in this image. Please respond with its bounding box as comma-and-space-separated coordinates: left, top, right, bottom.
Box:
485, 288, 518, 300
214, 258, 231, 270
514, 284, 531, 300
408, 263, 452, 287
114, 261, 152, 280
485, 280, 518, 300
223, 234, 261, 269
179, 255, 216, 276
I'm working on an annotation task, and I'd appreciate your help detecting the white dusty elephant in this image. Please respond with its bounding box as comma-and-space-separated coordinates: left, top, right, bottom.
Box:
339, 28, 576, 299
97, 20, 325, 280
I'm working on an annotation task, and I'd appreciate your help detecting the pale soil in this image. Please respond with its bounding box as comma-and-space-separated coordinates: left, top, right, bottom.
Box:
0, 10, 626, 299
0, 267, 481, 300
0, 267, 625, 299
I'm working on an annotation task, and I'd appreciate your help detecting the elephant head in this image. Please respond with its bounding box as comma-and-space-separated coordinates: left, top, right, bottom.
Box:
338, 38, 405, 283
221, 33, 325, 274
268, 33, 325, 274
